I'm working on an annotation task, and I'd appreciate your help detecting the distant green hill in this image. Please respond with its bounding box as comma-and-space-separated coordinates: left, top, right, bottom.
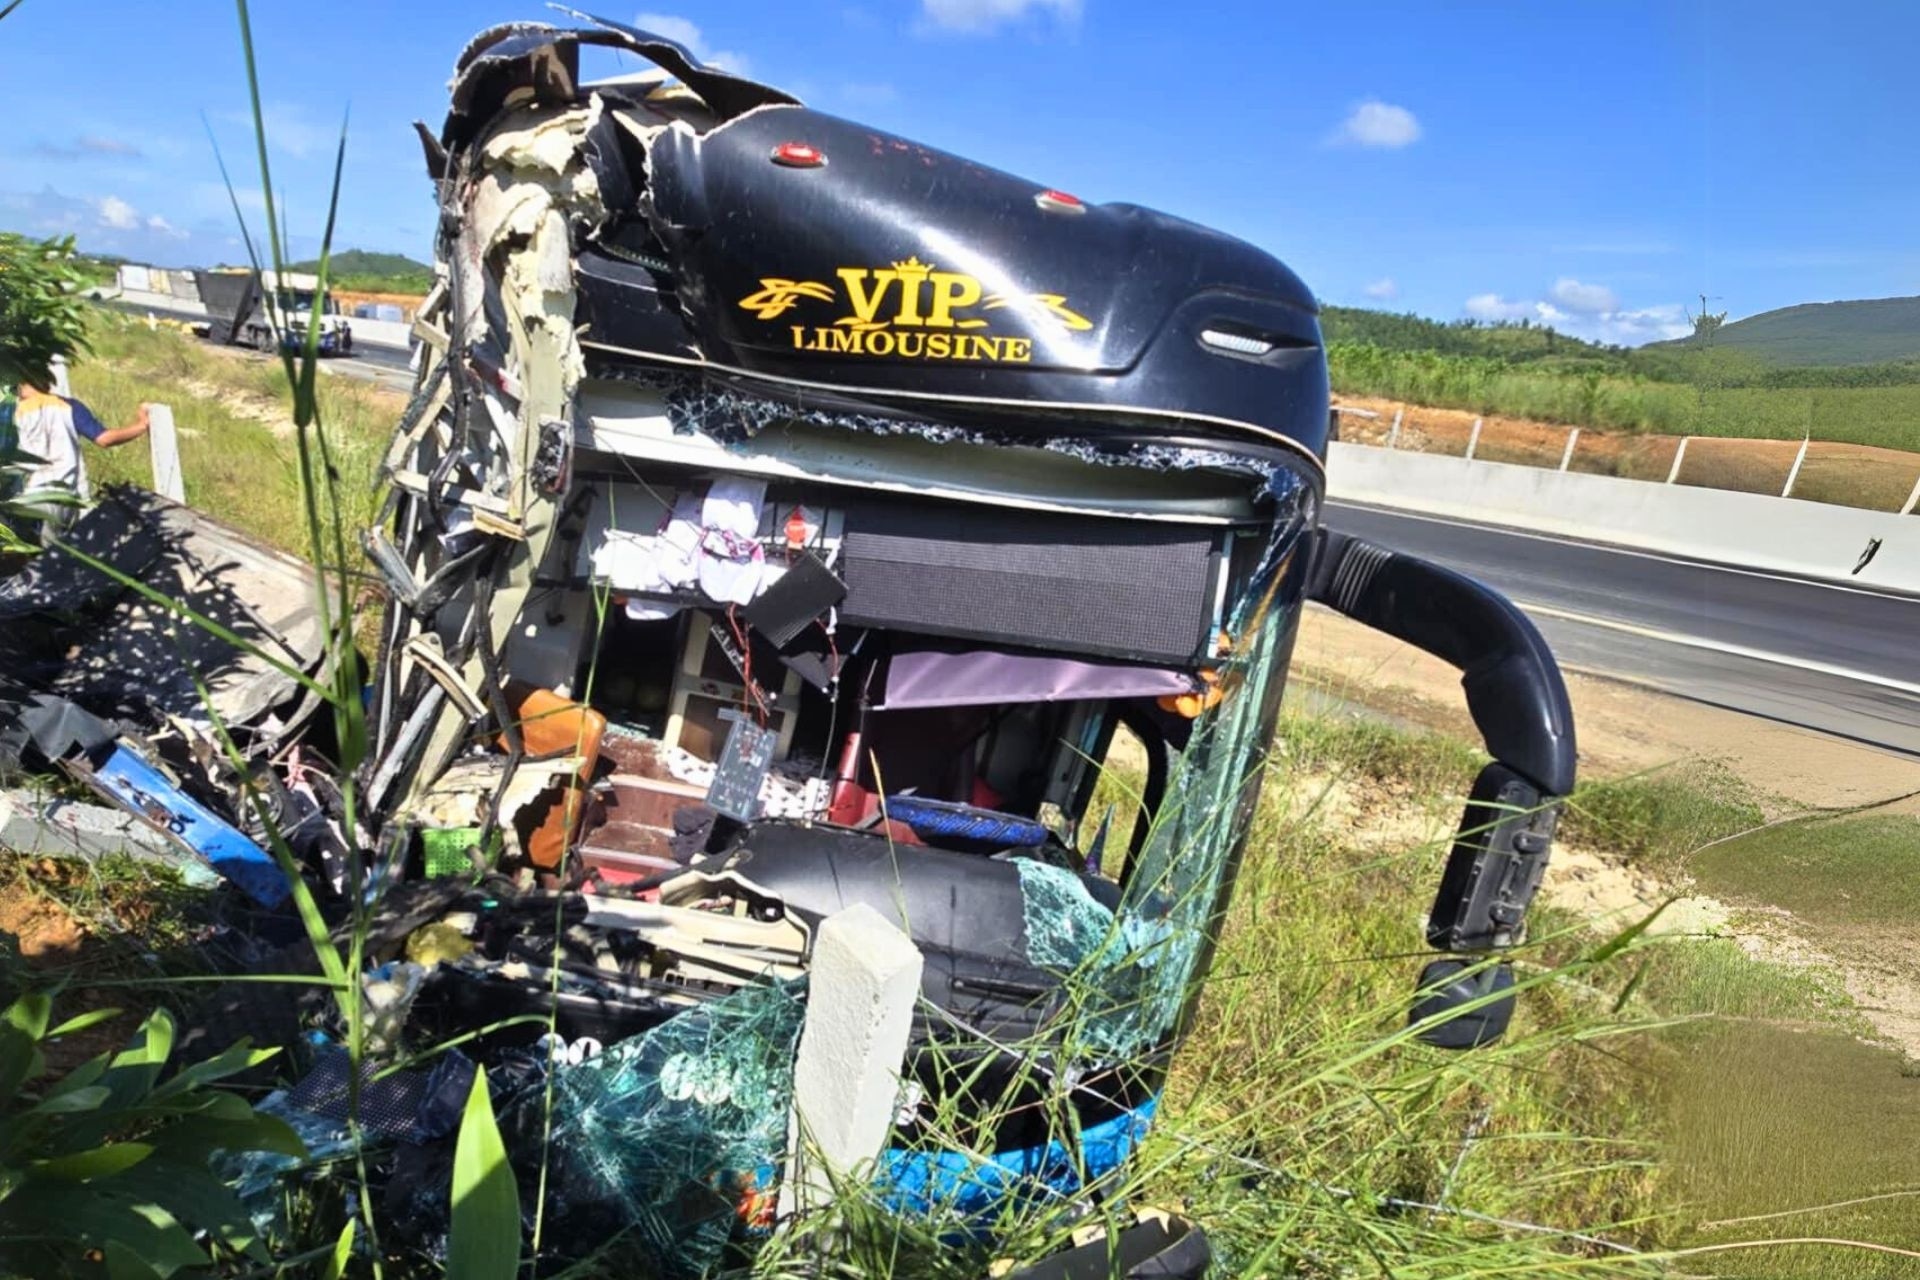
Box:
1651, 296, 1920, 367
293, 250, 432, 295
1320, 305, 1633, 370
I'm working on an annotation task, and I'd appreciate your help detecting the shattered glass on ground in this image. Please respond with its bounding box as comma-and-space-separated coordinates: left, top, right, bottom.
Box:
521, 978, 806, 1277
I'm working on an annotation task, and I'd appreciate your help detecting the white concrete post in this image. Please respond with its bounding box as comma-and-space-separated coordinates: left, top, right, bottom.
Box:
1666, 436, 1690, 485
784, 902, 923, 1214
1464, 417, 1483, 462
1781, 435, 1811, 498
48, 355, 71, 396
1386, 407, 1404, 449
1900, 470, 1920, 517
147, 404, 184, 502
1559, 427, 1580, 472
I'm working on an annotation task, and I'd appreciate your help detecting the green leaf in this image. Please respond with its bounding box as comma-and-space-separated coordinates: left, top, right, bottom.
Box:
0, 1023, 46, 1100
107, 1158, 269, 1259
25, 1084, 110, 1115
152, 1036, 277, 1098
0, 1183, 204, 1273
147, 1111, 309, 1161
32, 1141, 154, 1182
447, 1071, 520, 1280
5, 992, 51, 1040
104, 1241, 166, 1280
48, 1007, 124, 1039
101, 1007, 176, 1109
43, 1050, 112, 1099
321, 1219, 356, 1280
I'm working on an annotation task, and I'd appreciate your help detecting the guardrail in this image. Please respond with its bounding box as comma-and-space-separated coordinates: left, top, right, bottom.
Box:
1325, 441, 1919, 595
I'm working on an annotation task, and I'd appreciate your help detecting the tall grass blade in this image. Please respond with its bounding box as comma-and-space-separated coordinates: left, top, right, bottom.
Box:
449, 1071, 521, 1280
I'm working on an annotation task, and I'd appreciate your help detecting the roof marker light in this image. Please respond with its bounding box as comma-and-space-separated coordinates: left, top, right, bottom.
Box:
1035, 189, 1085, 214
771, 141, 826, 168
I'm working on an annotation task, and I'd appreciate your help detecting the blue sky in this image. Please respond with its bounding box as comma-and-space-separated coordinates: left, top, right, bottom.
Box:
4, 0, 1915, 345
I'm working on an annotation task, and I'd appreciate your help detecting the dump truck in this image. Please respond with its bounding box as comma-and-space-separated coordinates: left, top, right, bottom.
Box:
198, 267, 354, 355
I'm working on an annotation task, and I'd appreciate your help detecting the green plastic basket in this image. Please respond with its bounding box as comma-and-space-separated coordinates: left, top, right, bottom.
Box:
419, 827, 493, 880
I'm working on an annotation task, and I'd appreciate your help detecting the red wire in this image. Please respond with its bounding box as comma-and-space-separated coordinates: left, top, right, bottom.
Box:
726, 604, 769, 725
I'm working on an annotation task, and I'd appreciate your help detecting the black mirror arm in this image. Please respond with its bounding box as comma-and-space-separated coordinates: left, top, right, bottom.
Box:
1309, 528, 1578, 956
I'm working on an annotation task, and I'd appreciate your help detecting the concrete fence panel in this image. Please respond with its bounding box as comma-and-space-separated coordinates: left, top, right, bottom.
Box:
1325, 442, 1919, 594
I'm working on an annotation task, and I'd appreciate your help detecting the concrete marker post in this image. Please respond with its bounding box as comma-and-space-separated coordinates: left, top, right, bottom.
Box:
1464, 417, 1483, 462
1387, 407, 1404, 449
1900, 470, 1920, 517
1781, 435, 1811, 499
784, 901, 924, 1216
147, 404, 184, 502
48, 355, 71, 396
1666, 436, 1690, 485
1559, 427, 1580, 472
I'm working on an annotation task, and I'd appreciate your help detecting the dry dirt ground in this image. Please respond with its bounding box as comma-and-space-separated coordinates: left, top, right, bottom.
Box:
1334, 393, 1920, 513
1293, 605, 1920, 1055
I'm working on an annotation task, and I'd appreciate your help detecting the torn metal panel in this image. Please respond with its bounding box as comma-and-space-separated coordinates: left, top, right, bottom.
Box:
0, 488, 326, 751
75, 743, 290, 907
0, 788, 218, 883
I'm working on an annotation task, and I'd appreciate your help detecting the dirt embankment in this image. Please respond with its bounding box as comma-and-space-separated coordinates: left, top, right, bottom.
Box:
1334, 394, 1920, 514
1293, 606, 1920, 1056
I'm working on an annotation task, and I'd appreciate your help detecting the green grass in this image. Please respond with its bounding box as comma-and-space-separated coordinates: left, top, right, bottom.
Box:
1330, 341, 1920, 450
1562, 765, 1768, 869
65, 313, 392, 555
1666, 1023, 1920, 1278
1691, 814, 1920, 931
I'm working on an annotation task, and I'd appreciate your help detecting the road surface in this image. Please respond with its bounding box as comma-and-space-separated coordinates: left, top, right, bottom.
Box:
98, 295, 416, 393
1326, 502, 1920, 757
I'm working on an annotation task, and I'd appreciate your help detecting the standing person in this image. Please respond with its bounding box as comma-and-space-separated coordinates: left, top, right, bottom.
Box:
7, 376, 150, 544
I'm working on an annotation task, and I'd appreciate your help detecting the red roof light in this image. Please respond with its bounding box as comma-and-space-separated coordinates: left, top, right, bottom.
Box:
771, 141, 826, 168
1035, 188, 1085, 214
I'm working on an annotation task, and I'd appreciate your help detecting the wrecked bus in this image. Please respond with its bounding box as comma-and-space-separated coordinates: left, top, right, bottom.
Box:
0, 16, 1576, 1272
354, 15, 1577, 1255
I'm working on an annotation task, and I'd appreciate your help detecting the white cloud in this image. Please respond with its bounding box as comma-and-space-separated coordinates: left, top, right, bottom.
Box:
1464, 292, 1533, 322
80, 135, 142, 158
1462, 289, 1692, 346
634, 12, 752, 74
1, 185, 240, 267
1364, 277, 1399, 301
919, 0, 1082, 34
1548, 277, 1618, 315
1593, 304, 1692, 345
1332, 100, 1422, 149
95, 195, 140, 230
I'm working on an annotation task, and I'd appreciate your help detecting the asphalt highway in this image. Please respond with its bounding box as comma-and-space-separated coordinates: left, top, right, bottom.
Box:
1325, 501, 1920, 757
